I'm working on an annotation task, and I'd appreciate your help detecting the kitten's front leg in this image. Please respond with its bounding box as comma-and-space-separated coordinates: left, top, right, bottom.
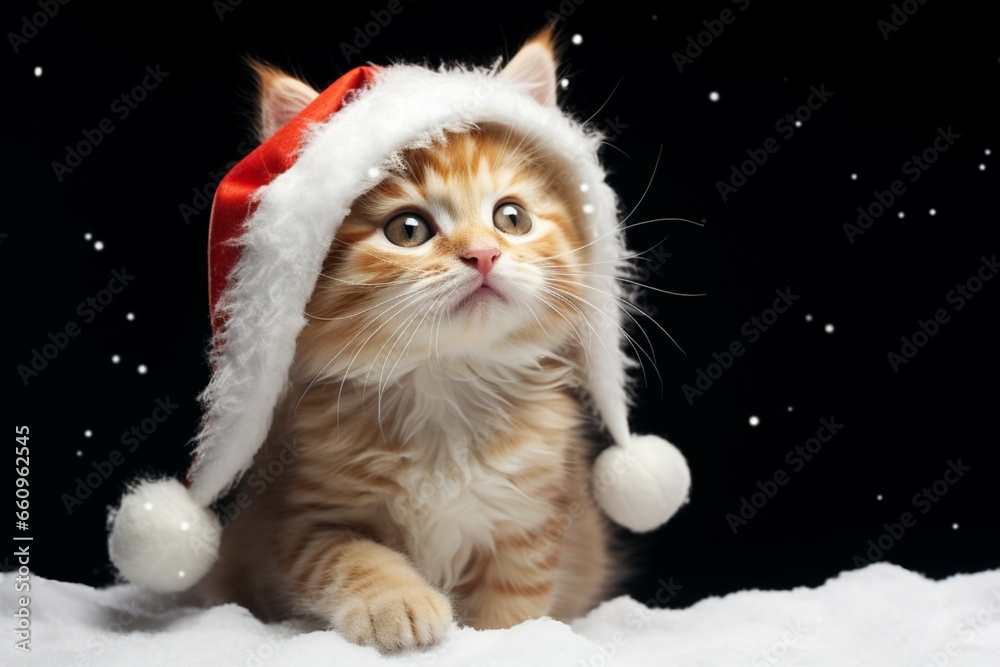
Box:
460, 523, 560, 630
288, 531, 452, 651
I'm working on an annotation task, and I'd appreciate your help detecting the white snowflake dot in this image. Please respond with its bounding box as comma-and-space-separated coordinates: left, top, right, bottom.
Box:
34, 66, 42, 77
76, 450, 83, 457
94, 241, 104, 251
652, 14, 658, 20
571, 34, 583, 45
111, 354, 121, 364
137, 364, 148, 375
805, 314, 813, 322
180, 521, 191, 531
708, 91, 720, 102
787, 406, 794, 412
748, 415, 760, 427
979, 163, 986, 171
582, 204, 595, 214
985, 148, 992, 156
560, 78, 569, 89
580, 183, 590, 192
952, 523, 959, 530
898, 211, 905, 219
178, 570, 186, 578
84, 232, 93, 241
877, 494, 883, 501
126, 312, 135, 321
824, 323, 835, 334
929, 208, 937, 216
366, 167, 379, 179
850, 173, 858, 181
143, 502, 154, 511
84, 429, 93, 438
795, 120, 802, 127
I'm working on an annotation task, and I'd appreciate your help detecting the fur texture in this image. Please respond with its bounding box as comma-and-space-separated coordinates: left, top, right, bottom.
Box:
192, 32, 649, 651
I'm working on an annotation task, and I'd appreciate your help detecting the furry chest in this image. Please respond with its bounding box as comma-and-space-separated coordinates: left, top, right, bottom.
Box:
390, 451, 549, 589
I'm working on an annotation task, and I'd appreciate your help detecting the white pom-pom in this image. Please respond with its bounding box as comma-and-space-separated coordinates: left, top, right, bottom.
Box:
108, 478, 221, 593
592, 435, 691, 533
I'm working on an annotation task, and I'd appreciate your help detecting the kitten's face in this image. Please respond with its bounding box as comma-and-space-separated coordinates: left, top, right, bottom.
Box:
297, 124, 593, 382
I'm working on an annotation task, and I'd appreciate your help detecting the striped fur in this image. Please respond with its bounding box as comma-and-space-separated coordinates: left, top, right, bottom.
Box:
195, 115, 618, 650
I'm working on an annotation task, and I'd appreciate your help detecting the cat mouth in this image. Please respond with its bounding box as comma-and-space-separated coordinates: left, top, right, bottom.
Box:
454, 281, 504, 311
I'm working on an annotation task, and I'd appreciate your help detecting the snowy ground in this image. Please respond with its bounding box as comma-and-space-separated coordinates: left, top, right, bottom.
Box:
3, 563, 999, 666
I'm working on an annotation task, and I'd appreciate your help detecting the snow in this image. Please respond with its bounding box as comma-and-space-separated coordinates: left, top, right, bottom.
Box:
4, 563, 1000, 666
709, 91, 720, 102
749, 415, 760, 427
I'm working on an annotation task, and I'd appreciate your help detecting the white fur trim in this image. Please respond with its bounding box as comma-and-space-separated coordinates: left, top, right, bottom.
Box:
188, 64, 632, 506
108, 479, 221, 593
592, 435, 691, 533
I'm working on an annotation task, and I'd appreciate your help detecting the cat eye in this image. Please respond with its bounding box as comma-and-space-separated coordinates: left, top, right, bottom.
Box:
493, 202, 532, 236
384, 213, 434, 247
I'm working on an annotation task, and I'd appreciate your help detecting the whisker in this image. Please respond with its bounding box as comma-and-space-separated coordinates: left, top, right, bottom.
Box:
582, 76, 626, 126
547, 269, 705, 298
546, 275, 684, 358
545, 283, 662, 389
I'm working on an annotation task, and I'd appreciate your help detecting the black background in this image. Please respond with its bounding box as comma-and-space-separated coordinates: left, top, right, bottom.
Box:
5, 0, 998, 612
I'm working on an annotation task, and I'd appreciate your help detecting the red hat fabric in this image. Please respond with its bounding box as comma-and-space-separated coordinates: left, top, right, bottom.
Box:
208, 66, 379, 330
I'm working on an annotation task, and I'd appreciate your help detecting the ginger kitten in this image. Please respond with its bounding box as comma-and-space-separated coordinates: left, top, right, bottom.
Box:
107, 27, 691, 655
197, 110, 617, 648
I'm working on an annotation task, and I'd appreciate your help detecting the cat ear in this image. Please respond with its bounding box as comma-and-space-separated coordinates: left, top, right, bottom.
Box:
500, 27, 559, 107
250, 61, 321, 142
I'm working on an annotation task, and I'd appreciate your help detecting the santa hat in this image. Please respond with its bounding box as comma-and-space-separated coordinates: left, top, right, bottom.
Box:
107, 44, 691, 594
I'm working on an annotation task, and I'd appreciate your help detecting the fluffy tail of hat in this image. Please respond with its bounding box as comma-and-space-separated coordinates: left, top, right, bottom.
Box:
108, 479, 221, 593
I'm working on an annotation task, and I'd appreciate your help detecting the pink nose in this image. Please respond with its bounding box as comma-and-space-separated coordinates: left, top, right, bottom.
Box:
462, 247, 500, 278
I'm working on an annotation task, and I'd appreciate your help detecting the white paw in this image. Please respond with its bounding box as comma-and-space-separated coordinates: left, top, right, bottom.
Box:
334, 584, 452, 651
